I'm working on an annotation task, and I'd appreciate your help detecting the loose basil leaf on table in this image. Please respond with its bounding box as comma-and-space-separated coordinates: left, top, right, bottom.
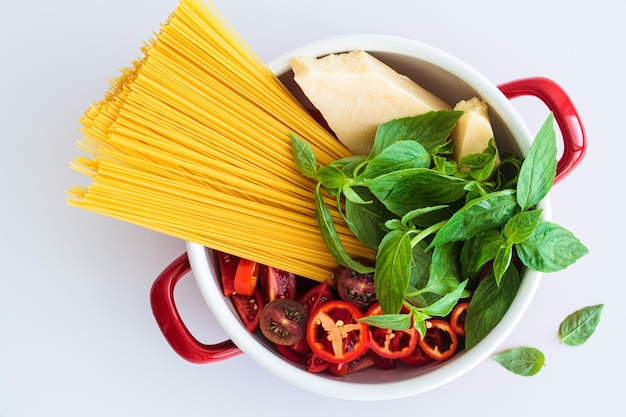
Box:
493, 347, 545, 376
559, 304, 604, 346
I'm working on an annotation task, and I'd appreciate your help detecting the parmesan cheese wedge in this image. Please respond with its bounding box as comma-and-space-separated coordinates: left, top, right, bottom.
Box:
290, 50, 451, 155
450, 97, 499, 164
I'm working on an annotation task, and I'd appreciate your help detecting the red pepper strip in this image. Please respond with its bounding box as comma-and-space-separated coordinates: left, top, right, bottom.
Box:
233, 258, 258, 296
306, 300, 370, 364
418, 319, 458, 361
450, 302, 469, 336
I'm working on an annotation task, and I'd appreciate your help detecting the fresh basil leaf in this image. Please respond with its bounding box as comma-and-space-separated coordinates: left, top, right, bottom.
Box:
342, 184, 371, 204
314, 184, 374, 274
517, 113, 557, 211
290, 133, 318, 179
360, 141, 430, 179
504, 209, 542, 244
464, 266, 520, 350
329, 155, 367, 177
433, 154, 458, 175
411, 311, 430, 338
369, 110, 464, 158
366, 168, 468, 217
359, 313, 412, 330
559, 304, 604, 346
493, 347, 545, 376
384, 218, 405, 232
516, 221, 589, 272
344, 188, 390, 249
409, 240, 431, 288
493, 243, 513, 286
374, 230, 412, 314
431, 140, 454, 156
401, 205, 449, 227
460, 229, 505, 279
429, 189, 519, 248
458, 138, 499, 182
414, 242, 463, 297
493, 153, 523, 191
420, 279, 467, 317
317, 165, 347, 190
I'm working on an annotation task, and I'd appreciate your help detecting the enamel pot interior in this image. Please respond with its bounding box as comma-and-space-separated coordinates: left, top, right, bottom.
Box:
186, 34, 546, 401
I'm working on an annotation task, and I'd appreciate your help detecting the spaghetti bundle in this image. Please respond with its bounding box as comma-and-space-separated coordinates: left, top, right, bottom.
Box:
67, 0, 374, 282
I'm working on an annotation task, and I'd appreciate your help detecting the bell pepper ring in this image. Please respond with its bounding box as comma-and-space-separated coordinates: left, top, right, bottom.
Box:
418, 319, 458, 361
306, 300, 370, 364
365, 302, 419, 359
450, 302, 469, 336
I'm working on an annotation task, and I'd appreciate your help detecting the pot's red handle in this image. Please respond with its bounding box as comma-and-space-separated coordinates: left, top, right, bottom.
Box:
150, 252, 242, 363
498, 77, 586, 184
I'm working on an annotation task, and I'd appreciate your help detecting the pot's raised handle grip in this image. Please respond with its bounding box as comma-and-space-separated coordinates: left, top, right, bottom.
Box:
150, 252, 242, 363
498, 77, 587, 184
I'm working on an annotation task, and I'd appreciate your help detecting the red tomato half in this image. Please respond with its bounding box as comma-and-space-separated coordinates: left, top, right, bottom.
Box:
231, 288, 264, 332
218, 252, 239, 296
299, 281, 333, 313
306, 300, 370, 364
259, 265, 296, 302
418, 319, 458, 361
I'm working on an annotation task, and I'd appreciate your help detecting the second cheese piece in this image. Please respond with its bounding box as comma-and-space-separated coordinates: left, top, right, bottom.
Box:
450, 97, 499, 163
290, 50, 451, 155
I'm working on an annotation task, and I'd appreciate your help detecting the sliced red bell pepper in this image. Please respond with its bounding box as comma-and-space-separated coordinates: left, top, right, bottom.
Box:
306, 300, 370, 364
418, 319, 458, 361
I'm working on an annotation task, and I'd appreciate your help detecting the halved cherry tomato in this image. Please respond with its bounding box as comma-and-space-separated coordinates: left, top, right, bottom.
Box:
299, 281, 333, 313
335, 266, 377, 309
418, 319, 458, 361
450, 302, 469, 336
218, 252, 239, 296
260, 266, 296, 302
365, 302, 418, 359
306, 300, 370, 364
259, 298, 308, 346
234, 258, 258, 296
230, 288, 264, 332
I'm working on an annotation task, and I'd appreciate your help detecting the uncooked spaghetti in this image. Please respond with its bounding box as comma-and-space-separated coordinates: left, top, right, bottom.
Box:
67, 0, 374, 282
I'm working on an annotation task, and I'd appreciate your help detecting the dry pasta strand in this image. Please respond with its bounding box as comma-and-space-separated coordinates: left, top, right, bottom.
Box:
67, 0, 374, 282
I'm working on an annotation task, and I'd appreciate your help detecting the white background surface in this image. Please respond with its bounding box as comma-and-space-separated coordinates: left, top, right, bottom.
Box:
1, 0, 624, 415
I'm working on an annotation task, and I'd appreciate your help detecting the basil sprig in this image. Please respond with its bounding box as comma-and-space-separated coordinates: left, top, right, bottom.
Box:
291, 111, 588, 345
